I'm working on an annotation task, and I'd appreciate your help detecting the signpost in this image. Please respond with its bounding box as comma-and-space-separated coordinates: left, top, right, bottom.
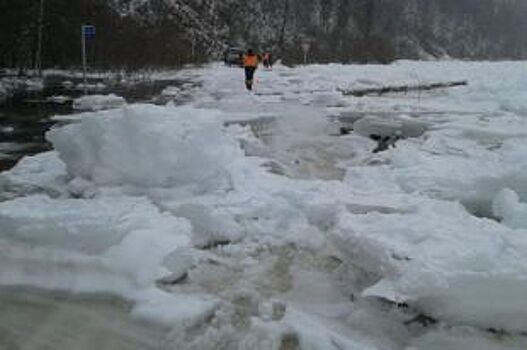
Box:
81, 25, 96, 95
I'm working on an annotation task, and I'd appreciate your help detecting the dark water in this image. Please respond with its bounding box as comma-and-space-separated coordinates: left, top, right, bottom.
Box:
0, 75, 197, 172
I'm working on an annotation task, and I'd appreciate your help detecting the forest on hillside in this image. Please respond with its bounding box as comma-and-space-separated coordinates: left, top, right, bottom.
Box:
2, 0, 527, 70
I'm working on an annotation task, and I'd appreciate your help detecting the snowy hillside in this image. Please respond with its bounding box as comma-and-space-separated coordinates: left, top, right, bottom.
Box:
1, 61, 527, 349
112, 0, 527, 62
3, 0, 527, 70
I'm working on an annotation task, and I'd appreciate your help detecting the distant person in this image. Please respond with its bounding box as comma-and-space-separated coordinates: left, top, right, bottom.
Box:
263, 52, 273, 69
243, 49, 259, 91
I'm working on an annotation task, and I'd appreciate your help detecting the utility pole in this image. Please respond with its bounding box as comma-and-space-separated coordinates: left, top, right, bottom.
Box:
82, 26, 87, 95
35, 0, 45, 77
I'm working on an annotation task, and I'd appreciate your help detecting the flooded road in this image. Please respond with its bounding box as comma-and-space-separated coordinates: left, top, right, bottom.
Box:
0, 74, 196, 172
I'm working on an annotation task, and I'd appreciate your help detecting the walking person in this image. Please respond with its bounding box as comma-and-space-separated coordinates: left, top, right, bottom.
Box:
243, 49, 259, 91
263, 51, 272, 69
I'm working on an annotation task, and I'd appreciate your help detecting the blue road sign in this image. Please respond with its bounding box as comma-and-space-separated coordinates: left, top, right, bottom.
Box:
82, 25, 96, 39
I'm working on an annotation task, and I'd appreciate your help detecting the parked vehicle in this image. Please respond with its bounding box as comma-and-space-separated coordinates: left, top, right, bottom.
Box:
224, 48, 244, 67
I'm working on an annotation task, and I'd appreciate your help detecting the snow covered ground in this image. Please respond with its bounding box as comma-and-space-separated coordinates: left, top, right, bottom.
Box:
1, 61, 527, 349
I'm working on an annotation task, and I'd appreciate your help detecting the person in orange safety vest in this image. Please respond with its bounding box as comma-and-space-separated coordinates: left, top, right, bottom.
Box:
243, 49, 259, 91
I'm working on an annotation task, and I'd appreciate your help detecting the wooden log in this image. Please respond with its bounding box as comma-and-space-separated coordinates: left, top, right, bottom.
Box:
254, 89, 332, 96
338, 80, 468, 97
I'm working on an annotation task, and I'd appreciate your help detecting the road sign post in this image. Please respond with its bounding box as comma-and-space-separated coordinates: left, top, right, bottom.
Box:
81, 25, 95, 95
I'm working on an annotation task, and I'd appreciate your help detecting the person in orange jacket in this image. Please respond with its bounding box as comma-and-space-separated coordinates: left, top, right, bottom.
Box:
243, 49, 259, 91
